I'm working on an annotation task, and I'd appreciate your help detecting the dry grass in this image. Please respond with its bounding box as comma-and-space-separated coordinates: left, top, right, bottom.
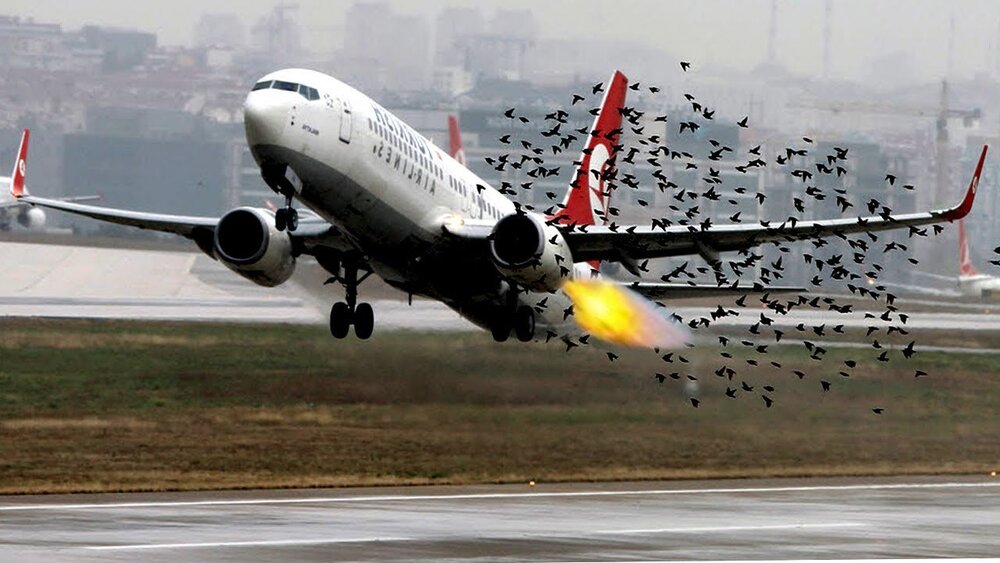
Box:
0, 318, 997, 494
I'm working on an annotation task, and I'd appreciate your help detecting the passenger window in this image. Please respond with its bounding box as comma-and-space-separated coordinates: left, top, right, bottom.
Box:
252, 80, 272, 91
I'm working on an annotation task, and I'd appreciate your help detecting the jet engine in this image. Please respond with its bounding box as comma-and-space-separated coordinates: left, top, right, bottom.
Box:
489, 212, 572, 292
213, 207, 295, 287
17, 207, 45, 231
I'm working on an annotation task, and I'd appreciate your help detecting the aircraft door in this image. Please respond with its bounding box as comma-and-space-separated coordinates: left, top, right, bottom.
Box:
339, 99, 353, 144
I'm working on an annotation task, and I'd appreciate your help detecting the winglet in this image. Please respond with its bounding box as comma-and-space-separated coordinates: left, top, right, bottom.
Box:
942, 144, 987, 221
10, 128, 28, 198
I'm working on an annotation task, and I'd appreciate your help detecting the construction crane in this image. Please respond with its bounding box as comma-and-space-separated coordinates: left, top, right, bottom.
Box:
788, 80, 981, 206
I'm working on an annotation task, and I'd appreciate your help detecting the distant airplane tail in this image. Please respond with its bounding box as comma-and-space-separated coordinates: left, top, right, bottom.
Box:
551, 70, 628, 229
448, 115, 466, 166
958, 219, 979, 278
9, 128, 28, 198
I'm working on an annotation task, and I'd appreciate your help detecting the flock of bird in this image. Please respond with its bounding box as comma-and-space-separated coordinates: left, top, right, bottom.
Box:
483, 60, 995, 415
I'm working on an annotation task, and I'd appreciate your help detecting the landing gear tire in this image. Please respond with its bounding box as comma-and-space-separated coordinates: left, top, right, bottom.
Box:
330, 302, 351, 339
514, 306, 535, 342
491, 315, 512, 343
354, 302, 374, 340
275, 207, 299, 232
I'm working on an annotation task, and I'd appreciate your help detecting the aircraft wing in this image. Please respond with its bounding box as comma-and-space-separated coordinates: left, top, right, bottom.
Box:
563, 145, 987, 264
57, 195, 103, 204
911, 270, 960, 284
14, 195, 350, 255
627, 282, 805, 301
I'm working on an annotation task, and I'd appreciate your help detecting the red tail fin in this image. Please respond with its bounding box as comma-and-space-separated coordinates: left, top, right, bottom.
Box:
448, 115, 466, 166
10, 129, 28, 198
958, 219, 979, 278
551, 70, 628, 228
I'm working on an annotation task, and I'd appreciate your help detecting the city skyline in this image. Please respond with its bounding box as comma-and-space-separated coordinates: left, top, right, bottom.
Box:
0, 0, 999, 84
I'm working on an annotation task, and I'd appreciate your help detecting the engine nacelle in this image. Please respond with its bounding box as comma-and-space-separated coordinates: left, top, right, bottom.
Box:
489, 212, 573, 292
213, 207, 295, 287
17, 207, 45, 231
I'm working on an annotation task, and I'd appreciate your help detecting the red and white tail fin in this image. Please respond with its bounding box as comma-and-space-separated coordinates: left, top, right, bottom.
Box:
958, 219, 979, 278
9, 128, 28, 198
551, 70, 628, 229
448, 115, 466, 166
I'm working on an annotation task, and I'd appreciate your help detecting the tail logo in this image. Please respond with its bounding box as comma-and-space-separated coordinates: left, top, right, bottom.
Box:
587, 143, 611, 221
18, 159, 25, 178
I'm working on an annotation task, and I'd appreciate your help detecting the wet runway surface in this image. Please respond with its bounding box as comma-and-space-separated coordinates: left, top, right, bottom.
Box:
1, 476, 997, 561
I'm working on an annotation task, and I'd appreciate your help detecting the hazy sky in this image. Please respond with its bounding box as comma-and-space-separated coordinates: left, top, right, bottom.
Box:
2, 0, 999, 82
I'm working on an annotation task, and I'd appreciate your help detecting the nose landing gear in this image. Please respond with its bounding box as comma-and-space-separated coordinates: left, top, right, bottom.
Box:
274, 195, 299, 232
262, 165, 300, 232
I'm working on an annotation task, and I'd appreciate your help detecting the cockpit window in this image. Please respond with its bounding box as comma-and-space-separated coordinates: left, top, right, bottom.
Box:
299, 84, 320, 101
253, 79, 321, 100
251, 80, 320, 101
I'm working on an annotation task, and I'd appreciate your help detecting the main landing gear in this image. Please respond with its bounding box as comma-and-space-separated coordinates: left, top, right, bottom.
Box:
327, 259, 374, 340
490, 287, 535, 343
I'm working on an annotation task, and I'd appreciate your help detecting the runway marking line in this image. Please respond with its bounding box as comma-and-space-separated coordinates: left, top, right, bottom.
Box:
599, 522, 866, 535
84, 536, 413, 551
1, 481, 997, 512
82, 522, 865, 551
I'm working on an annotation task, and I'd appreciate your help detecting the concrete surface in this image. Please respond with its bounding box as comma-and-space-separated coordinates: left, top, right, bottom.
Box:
0, 476, 997, 561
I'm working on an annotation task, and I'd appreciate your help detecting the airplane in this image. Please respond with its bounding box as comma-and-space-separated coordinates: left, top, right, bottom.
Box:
448, 115, 466, 166
0, 131, 100, 231
885, 218, 1000, 299
9, 68, 988, 343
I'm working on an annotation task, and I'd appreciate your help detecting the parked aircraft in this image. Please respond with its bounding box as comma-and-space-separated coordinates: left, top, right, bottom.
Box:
886, 219, 1000, 299
0, 131, 99, 231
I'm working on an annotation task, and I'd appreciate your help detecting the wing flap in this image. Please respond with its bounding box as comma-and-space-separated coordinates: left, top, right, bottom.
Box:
628, 282, 805, 301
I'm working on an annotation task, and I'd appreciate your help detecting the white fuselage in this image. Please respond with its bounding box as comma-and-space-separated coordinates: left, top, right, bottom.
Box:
959, 274, 1000, 298
244, 69, 583, 334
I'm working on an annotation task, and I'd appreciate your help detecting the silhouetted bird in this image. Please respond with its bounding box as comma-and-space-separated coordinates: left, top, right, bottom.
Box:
680, 61, 691, 71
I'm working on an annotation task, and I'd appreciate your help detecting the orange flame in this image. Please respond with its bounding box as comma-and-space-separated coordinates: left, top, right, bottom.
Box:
562, 279, 690, 349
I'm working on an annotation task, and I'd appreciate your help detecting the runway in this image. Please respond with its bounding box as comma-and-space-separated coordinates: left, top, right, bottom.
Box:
1, 476, 997, 561
2, 241, 1000, 336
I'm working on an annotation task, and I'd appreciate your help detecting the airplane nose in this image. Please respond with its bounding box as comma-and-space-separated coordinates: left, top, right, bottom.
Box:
243, 92, 288, 147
